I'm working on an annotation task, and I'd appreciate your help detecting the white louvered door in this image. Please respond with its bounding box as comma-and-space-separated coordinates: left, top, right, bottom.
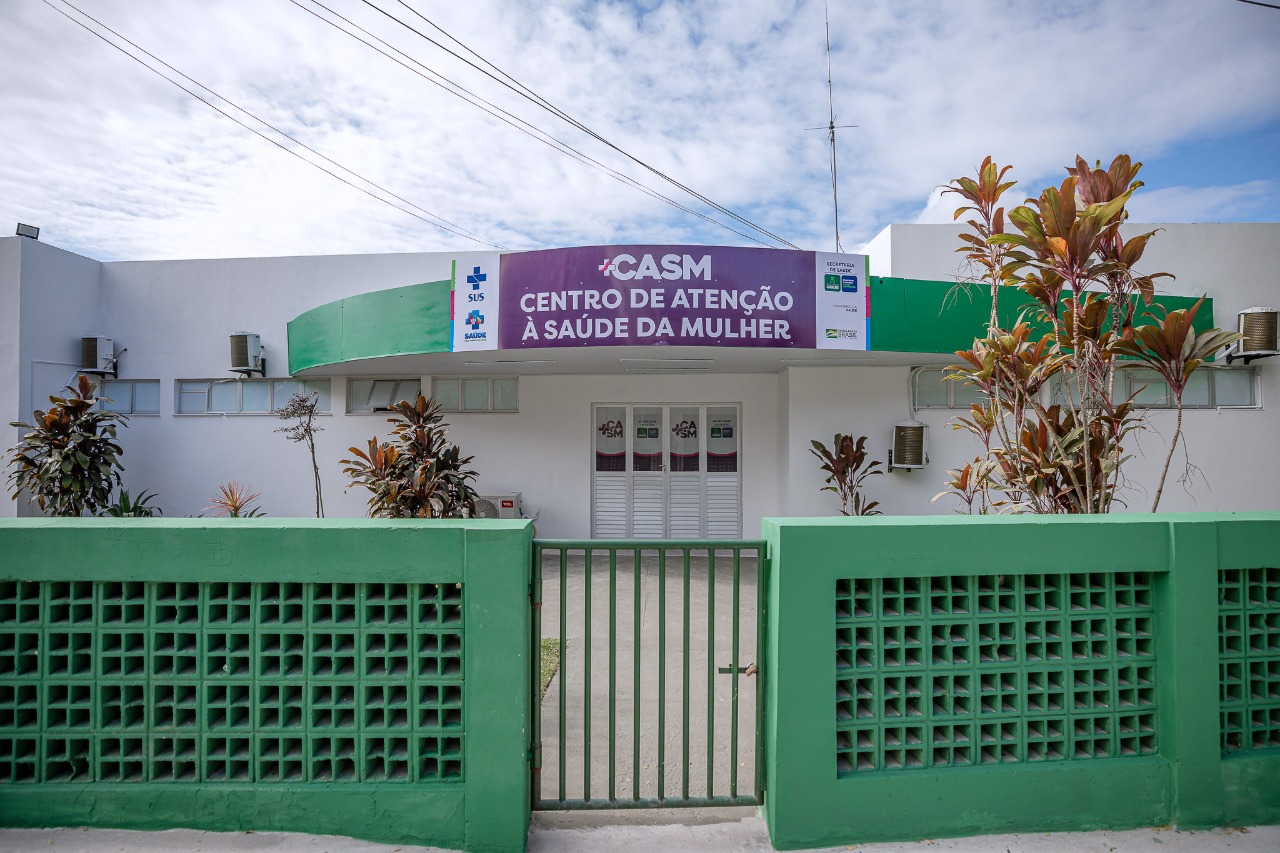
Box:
591, 404, 741, 539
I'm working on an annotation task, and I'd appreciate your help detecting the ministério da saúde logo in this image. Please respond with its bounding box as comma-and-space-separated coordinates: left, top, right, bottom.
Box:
464, 310, 486, 341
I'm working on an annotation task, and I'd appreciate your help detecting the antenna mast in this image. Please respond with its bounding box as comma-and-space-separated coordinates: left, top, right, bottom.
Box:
825, 3, 842, 252
806, 2, 857, 252
822, 1, 857, 253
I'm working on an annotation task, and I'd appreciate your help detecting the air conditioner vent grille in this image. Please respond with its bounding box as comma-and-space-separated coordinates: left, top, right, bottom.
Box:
476, 493, 522, 519
1240, 308, 1278, 355
893, 423, 927, 468
80, 336, 112, 373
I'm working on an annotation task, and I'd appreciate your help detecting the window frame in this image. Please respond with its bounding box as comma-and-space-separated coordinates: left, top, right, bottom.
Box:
174, 378, 331, 415
432, 376, 519, 413
1123, 365, 1259, 410
1047, 366, 1260, 411
93, 379, 162, 415
910, 367, 984, 410
345, 377, 423, 414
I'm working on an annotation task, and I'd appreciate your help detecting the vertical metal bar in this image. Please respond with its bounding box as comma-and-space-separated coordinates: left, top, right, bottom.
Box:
584, 547, 593, 802
633, 547, 641, 802
707, 547, 716, 798
730, 547, 741, 798
531, 543, 543, 808
658, 548, 667, 803
754, 545, 766, 804
682, 547, 691, 801
558, 547, 567, 804
608, 548, 616, 802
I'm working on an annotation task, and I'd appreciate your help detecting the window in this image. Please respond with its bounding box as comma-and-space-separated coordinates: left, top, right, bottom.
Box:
96, 379, 160, 414
1124, 367, 1257, 409
1047, 367, 1257, 410
911, 368, 984, 409
176, 379, 331, 414
347, 378, 421, 413
433, 377, 518, 413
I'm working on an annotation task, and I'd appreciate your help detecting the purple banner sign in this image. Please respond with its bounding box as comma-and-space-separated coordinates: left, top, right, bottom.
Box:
497, 245, 816, 349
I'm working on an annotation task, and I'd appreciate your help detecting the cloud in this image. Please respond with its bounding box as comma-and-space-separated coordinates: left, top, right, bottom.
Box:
1126, 181, 1279, 223
0, 0, 1277, 261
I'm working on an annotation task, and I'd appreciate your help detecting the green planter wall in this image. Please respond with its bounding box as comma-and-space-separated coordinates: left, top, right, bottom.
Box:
0, 518, 532, 853
760, 513, 1280, 849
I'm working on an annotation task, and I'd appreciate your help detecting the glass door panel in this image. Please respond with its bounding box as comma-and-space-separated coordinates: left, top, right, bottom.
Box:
706, 407, 738, 472
632, 407, 664, 472
591, 402, 741, 539
669, 406, 701, 472
594, 406, 627, 472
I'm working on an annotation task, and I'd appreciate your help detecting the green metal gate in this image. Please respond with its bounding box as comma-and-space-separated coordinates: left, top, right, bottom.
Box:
530, 540, 766, 810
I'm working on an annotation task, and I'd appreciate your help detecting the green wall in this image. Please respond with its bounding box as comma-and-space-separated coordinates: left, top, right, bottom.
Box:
284, 273, 1214, 375
868, 277, 1214, 354
287, 279, 452, 374
0, 518, 532, 853
5, 514, 1277, 850
760, 513, 1280, 849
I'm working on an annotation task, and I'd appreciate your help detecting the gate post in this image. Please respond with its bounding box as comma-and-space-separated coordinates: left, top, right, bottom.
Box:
462, 523, 534, 852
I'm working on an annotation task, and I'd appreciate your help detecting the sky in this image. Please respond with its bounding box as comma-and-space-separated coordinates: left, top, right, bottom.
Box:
1, 0, 1278, 262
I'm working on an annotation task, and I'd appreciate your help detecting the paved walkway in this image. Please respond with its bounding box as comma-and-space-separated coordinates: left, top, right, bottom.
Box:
2, 817, 1276, 852
538, 551, 759, 804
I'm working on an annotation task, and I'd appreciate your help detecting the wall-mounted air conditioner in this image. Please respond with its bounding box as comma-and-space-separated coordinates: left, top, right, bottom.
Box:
79, 336, 116, 377
230, 332, 265, 376
1226, 307, 1278, 365
889, 420, 928, 472
474, 493, 523, 519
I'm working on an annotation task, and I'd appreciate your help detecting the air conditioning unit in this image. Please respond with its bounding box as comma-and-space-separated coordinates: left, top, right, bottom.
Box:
230, 332, 265, 375
1226, 307, 1278, 365
889, 420, 928, 472
474, 493, 523, 519
79, 336, 115, 376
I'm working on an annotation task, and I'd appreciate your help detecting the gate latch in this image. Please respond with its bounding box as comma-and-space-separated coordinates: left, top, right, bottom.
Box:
717, 662, 757, 676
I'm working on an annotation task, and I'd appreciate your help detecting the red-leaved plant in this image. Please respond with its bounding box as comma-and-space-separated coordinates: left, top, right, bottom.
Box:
937, 155, 1240, 513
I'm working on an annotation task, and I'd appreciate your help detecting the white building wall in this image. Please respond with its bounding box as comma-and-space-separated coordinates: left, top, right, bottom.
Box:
100, 371, 782, 537
859, 223, 1280, 516
872, 222, 1280, 306
4, 224, 1276, 526
2, 238, 104, 517
15, 240, 103, 417
0, 243, 782, 534
0, 239, 22, 516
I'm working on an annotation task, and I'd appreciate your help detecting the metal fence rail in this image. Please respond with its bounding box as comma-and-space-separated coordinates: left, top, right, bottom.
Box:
531, 540, 766, 810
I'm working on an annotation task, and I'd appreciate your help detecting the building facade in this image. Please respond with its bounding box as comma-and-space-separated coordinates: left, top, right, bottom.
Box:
2, 223, 1276, 536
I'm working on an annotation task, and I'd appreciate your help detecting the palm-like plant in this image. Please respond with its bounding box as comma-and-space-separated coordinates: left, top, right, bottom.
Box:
5, 375, 126, 516
940, 155, 1236, 514
103, 488, 162, 517
810, 434, 883, 516
206, 482, 264, 518
341, 394, 478, 519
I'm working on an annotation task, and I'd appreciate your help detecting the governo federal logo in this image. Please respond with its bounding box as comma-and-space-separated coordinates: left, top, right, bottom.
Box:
598, 252, 712, 281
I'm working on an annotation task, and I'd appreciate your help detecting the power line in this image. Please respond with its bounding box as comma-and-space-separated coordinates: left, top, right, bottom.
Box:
361, 0, 801, 249
41, 0, 508, 250
291, 0, 774, 247
380, 0, 799, 249
1232, 0, 1280, 10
